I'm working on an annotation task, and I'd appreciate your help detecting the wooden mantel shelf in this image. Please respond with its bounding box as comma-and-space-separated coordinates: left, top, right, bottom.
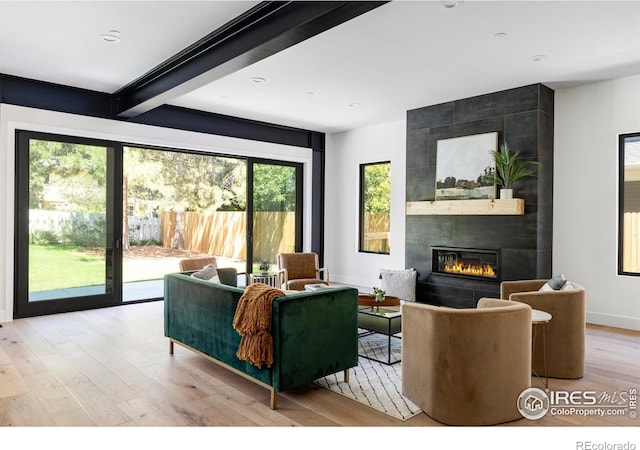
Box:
406, 198, 525, 216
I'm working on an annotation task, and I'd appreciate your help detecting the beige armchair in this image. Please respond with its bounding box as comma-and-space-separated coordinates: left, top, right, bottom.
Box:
501, 279, 586, 379
277, 252, 329, 291
402, 298, 532, 426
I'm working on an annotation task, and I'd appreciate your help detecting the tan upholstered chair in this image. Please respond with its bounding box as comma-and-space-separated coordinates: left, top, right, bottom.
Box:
277, 252, 329, 290
501, 279, 586, 379
178, 256, 218, 272
402, 298, 532, 426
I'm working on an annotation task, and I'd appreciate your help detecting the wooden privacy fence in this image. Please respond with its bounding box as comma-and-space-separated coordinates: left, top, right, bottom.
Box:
161, 211, 246, 259
253, 211, 297, 262
363, 213, 390, 253
160, 211, 296, 261
623, 212, 640, 272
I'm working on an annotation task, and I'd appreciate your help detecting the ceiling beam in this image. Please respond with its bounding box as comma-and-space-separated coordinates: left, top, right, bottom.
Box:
113, 1, 387, 118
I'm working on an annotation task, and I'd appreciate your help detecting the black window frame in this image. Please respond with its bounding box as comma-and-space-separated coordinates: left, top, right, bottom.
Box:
618, 132, 640, 277
247, 157, 304, 273
359, 160, 391, 255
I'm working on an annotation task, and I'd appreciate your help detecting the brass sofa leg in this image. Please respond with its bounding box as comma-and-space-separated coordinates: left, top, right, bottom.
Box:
344, 368, 349, 383
270, 389, 278, 409
169, 340, 174, 355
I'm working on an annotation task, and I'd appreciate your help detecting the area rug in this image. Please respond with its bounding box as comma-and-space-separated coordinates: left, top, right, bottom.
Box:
314, 331, 422, 421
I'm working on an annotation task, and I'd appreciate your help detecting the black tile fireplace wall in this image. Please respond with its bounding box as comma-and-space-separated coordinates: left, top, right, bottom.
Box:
405, 84, 554, 308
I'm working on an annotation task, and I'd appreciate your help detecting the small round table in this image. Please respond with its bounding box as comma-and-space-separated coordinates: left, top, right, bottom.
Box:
531, 309, 552, 389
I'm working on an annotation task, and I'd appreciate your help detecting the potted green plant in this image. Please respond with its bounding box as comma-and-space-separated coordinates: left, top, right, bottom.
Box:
258, 261, 271, 275
372, 287, 386, 311
483, 142, 540, 199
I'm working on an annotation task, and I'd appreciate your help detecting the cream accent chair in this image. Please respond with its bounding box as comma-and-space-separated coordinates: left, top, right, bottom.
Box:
501, 279, 586, 379
402, 298, 532, 426
277, 252, 329, 291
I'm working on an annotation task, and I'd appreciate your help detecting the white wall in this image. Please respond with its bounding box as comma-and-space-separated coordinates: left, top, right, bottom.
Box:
325, 120, 406, 290
0, 104, 313, 323
554, 74, 640, 330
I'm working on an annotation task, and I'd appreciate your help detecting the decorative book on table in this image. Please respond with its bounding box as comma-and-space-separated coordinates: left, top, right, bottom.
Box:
305, 283, 330, 291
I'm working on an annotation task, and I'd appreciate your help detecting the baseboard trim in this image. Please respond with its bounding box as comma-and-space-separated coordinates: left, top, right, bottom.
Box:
587, 311, 640, 331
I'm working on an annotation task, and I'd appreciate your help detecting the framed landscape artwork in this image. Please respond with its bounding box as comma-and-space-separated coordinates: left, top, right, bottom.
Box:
435, 132, 498, 200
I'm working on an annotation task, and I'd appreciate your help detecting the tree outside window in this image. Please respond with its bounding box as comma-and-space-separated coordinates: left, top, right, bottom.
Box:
619, 133, 640, 275
360, 161, 391, 254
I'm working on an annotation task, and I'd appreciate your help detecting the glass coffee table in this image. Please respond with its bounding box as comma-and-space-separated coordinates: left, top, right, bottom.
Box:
357, 306, 402, 365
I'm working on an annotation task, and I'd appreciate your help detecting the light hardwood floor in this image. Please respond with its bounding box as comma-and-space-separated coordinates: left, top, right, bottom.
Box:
1, 300, 638, 429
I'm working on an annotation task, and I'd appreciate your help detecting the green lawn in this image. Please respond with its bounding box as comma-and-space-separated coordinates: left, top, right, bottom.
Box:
29, 244, 249, 293
29, 244, 105, 292
29, 244, 182, 292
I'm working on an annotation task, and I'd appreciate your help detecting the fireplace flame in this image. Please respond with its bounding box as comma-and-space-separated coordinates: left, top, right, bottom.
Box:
443, 262, 496, 278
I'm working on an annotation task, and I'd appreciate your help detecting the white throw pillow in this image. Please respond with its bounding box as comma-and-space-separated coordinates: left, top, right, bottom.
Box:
538, 274, 567, 291
203, 274, 221, 284
191, 263, 218, 280
380, 268, 417, 301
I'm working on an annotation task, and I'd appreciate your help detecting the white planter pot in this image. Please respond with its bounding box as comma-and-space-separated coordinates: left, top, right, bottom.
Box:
500, 188, 513, 199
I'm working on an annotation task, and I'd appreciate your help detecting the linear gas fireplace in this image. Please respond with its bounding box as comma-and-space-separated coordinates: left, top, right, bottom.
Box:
431, 246, 500, 282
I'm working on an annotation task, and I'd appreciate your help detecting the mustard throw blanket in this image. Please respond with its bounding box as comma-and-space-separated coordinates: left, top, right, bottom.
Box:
232, 283, 284, 369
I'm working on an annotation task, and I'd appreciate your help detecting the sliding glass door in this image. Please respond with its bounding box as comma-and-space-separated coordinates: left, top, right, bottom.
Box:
15, 131, 121, 318
248, 160, 302, 274
121, 146, 247, 301
15, 133, 304, 318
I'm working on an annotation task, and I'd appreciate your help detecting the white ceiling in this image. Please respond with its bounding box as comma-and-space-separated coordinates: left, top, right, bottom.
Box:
1, 1, 640, 134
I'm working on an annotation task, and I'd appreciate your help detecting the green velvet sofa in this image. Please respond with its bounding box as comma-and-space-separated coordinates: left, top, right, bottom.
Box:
164, 270, 359, 409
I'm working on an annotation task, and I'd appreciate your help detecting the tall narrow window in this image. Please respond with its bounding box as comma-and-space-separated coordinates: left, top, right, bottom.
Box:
619, 132, 640, 276
359, 161, 391, 254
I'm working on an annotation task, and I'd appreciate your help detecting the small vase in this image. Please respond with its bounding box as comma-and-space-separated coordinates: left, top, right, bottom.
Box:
500, 188, 513, 199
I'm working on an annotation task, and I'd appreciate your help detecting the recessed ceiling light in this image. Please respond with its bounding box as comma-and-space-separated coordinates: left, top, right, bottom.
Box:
441, 1, 463, 8
305, 91, 315, 95
250, 77, 266, 83
494, 32, 507, 38
529, 54, 549, 62
99, 30, 121, 43
348, 102, 359, 107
